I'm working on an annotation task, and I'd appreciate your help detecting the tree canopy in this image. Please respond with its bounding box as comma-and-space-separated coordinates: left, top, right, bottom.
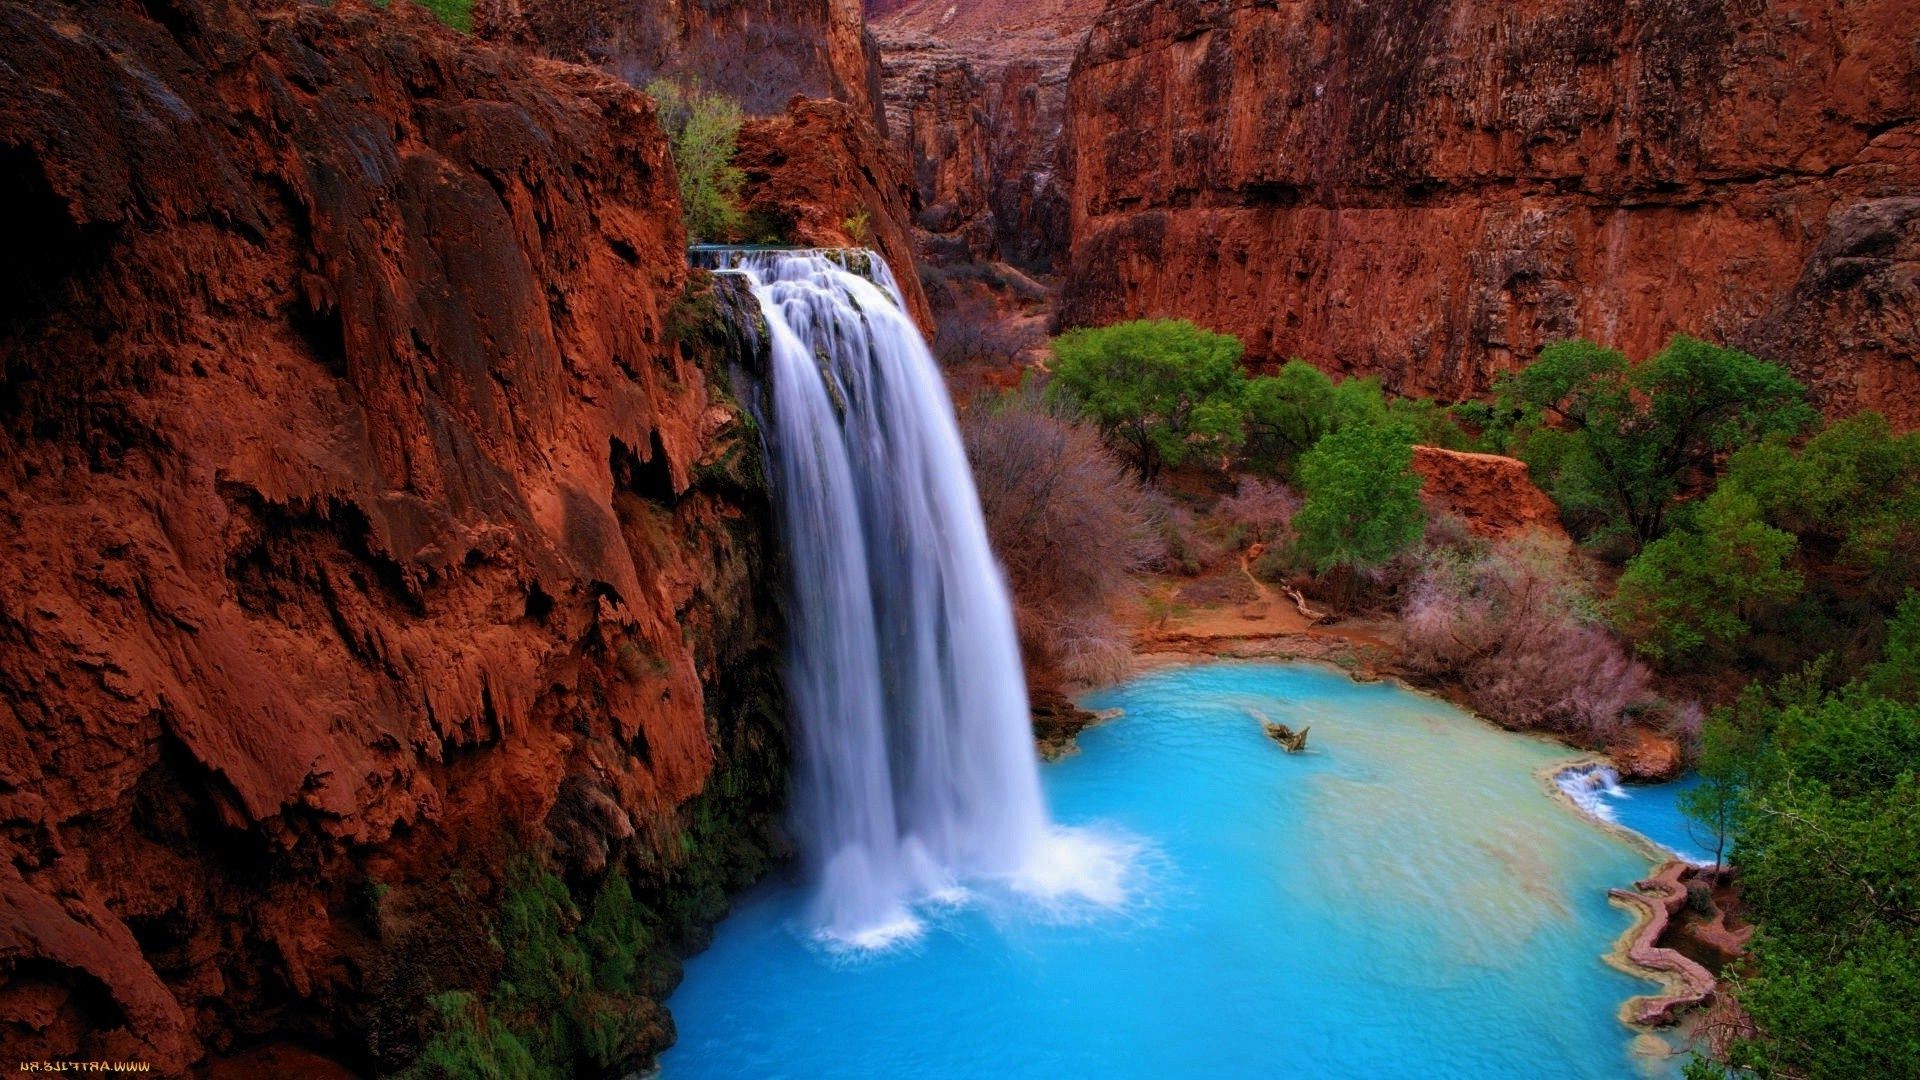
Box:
1684, 658, 1920, 1079
1292, 420, 1425, 576
649, 81, 746, 242
1496, 336, 1814, 549
1047, 319, 1247, 480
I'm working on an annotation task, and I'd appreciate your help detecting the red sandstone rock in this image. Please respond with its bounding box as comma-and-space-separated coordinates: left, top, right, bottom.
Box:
1061, 0, 1920, 425
1609, 726, 1686, 784
0, 0, 779, 1070
477, 0, 887, 131
869, 0, 1102, 267
1411, 446, 1567, 541
737, 97, 935, 329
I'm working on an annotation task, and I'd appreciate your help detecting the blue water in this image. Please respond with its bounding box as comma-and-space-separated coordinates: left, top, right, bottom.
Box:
1561, 769, 1718, 866
663, 662, 1680, 1078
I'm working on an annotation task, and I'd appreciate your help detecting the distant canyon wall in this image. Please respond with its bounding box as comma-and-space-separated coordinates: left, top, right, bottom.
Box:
1059, 0, 1920, 424
868, 0, 1104, 268
477, 0, 886, 129
0, 0, 783, 1070
480, 0, 931, 321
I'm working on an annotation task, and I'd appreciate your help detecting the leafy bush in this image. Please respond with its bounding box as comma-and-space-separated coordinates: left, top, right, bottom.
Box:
407, 860, 667, 1078
410, 993, 540, 1080
1292, 420, 1425, 579
962, 394, 1157, 683
1612, 410, 1919, 675
1726, 411, 1920, 607
1495, 335, 1814, 549
648, 81, 746, 241
1240, 361, 1384, 475
1611, 488, 1803, 664
1683, 659, 1920, 1079
1047, 319, 1247, 481
1402, 539, 1654, 742
412, 0, 473, 31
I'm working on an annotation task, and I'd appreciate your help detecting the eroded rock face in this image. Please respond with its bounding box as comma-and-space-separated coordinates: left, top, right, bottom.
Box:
869, 0, 1103, 267
476, 0, 887, 128
1061, 0, 1920, 424
1411, 447, 1567, 542
0, 0, 783, 1070
737, 97, 936, 330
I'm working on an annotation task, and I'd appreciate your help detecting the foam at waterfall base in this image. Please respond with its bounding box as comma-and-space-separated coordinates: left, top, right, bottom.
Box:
807, 824, 1153, 956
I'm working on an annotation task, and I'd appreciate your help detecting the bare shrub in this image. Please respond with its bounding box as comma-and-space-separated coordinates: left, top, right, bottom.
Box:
1403, 538, 1653, 744
1216, 477, 1300, 547
963, 394, 1157, 684
1142, 491, 1226, 577
934, 290, 1036, 369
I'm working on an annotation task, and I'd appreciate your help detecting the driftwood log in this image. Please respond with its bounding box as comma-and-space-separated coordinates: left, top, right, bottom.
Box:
1284, 586, 1333, 624
1263, 722, 1311, 753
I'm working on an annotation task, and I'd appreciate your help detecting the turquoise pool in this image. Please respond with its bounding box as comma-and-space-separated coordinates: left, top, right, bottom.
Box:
662, 662, 1681, 1078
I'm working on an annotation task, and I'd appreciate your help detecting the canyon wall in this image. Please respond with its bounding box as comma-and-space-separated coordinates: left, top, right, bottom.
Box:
737, 98, 937, 330
476, 0, 886, 129
0, 0, 784, 1071
479, 0, 930, 325
868, 0, 1103, 268
1061, 0, 1920, 424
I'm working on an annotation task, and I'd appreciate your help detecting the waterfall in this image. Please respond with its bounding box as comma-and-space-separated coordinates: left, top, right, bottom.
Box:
1555, 763, 1628, 824
699, 248, 1052, 943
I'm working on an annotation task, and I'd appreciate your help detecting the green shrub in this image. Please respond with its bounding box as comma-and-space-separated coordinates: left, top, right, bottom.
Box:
1684, 670, 1920, 1078
1240, 361, 1383, 475
1612, 488, 1803, 664
1495, 335, 1813, 550
1047, 319, 1247, 481
413, 0, 473, 31
1292, 421, 1425, 580
648, 81, 746, 242
407, 992, 542, 1080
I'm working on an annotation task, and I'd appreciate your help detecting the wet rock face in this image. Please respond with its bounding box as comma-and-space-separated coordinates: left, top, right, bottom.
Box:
0, 0, 782, 1071
869, 0, 1103, 268
476, 0, 887, 129
1061, 0, 1920, 423
736, 97, 936, 331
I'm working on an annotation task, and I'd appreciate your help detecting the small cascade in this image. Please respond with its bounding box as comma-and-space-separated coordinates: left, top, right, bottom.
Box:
1556, 763, 1629, 824
698, 247, 1054, 943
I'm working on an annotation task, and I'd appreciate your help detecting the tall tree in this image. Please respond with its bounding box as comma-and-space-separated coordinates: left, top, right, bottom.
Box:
1048, 319, 1247, 481
1292, 420, 1425, 583
1497, 335, 1814, 549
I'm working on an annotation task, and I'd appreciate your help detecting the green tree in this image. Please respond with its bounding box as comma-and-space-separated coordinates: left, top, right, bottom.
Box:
1727, 412, 1920, 607
1611, 488, 1803, 664
1047, 319, 1247, 481
1683, 642, 1920, 1079
649, 81, 746, 241
1241, 361, 1384, 473
1497, 335, 1814, 549
1293, 421, 1425, 581
1865, 591, 1920, 702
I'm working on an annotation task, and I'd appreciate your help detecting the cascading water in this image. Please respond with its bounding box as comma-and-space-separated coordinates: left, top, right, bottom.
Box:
698, 247, 1059, 943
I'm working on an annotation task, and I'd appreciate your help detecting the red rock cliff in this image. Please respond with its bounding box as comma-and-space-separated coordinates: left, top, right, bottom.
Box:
0, 0, 784, 1071
1061, 0, 1920, 424
477, 0, 887, 129
869, 0, 1103, 267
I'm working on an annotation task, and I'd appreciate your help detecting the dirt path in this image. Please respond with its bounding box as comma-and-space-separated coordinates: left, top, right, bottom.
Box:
1126, 561, 1398, 666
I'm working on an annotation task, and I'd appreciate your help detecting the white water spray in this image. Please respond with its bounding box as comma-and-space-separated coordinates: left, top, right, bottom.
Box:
700, 248, 1064, 943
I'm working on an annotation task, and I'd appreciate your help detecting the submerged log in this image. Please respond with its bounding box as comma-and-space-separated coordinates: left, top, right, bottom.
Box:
1263, 721, 1311, 753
